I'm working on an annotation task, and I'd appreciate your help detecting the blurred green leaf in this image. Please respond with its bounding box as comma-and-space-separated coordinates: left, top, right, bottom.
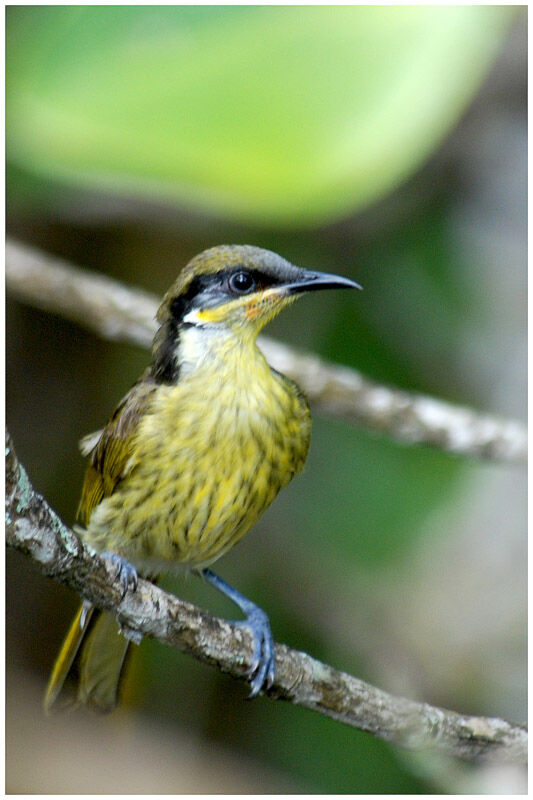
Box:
7, 6, 512, 226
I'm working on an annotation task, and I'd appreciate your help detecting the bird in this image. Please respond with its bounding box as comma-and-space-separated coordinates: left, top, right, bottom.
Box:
44, 244, 361, 712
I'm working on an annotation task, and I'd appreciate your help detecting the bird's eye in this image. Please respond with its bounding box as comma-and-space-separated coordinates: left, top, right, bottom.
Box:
228, 270, 256, 294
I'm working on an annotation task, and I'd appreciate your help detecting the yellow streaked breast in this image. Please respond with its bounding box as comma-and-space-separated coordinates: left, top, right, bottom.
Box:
85, 345, 310, 572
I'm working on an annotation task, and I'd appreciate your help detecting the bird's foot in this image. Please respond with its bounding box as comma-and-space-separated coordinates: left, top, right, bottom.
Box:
235, 606, 276, 698
201, 568, 275, 697
101, 552, 138, 596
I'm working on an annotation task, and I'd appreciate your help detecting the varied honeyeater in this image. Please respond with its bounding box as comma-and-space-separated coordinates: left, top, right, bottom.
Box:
44, 244, 361, 711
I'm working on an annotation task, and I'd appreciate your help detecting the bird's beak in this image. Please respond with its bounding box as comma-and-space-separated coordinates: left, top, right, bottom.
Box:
281, 269, 362, 296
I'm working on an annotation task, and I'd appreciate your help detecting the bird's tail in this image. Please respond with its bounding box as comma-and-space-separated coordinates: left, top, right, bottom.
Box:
44, 603, 131, 714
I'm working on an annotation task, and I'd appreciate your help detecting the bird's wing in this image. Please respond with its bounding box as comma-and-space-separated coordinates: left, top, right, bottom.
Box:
77, 368, 158, 526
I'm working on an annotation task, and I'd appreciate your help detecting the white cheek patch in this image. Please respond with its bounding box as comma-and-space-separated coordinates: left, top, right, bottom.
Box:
177, 323, 230, 377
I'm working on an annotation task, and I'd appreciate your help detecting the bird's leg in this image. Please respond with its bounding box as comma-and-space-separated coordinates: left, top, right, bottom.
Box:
100, 552, 138, 597
201, 568, 275, 697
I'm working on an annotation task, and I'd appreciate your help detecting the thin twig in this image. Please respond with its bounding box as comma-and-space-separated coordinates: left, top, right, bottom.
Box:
5, 430, 527, 764
6, 238, 526, 464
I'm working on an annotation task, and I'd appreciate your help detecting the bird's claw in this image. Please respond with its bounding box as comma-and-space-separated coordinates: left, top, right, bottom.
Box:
200, 568, 275, 698
101, 552, 138, 597
235, 607, 276, 698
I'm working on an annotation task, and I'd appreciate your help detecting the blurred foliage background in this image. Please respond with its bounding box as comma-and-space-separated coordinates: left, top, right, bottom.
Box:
6, 6, 526, 794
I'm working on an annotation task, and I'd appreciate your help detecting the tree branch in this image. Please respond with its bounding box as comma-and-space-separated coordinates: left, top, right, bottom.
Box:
5, 430, 527, 764
6, 238, 526, 464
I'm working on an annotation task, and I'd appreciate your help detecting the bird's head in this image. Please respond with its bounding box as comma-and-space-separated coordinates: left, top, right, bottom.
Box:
153, 244, 361, 382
